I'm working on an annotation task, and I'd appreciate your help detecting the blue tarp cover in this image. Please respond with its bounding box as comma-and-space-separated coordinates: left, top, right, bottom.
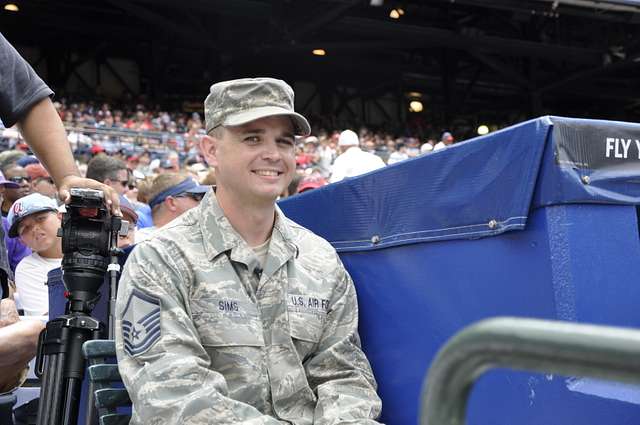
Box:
279, 116, 640, 252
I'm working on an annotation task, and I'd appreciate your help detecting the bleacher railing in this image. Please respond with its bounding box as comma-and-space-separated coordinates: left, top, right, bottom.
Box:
420, 317, 640, 425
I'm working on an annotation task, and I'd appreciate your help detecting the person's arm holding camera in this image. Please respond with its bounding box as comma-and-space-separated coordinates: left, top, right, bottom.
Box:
0, 32, 120, 214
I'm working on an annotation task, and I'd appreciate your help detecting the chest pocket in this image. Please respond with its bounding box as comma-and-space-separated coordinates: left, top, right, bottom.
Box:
289, 310, 325, 364
191, 297, 265, 347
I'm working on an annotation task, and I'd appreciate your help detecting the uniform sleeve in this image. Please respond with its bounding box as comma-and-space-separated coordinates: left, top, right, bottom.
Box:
305, 259, 383, 424
115, 243, 288, 425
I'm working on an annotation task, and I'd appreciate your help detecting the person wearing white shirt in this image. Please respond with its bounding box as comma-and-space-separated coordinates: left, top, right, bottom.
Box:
329, 129, 385, 183
434, 131, 454, 151
7, 193, 64, 318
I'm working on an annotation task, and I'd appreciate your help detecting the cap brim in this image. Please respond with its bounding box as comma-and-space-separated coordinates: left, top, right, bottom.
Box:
223, 106, 311, 136
0, 181, 20, 189
185, 185, 211, 195
8, 207, 57, 238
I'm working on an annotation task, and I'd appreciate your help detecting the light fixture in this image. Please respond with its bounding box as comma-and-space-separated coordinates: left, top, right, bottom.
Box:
312, 49, 326, 56
389, 9, 400, 19
407, 91, 422, 98
397, 7, 405, 15
477, 125, 489, 135
4, 3, 19, 11
409, 100, 423, 113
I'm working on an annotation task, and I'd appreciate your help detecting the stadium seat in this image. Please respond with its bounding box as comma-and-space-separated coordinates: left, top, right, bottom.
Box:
82, 340, 131, 425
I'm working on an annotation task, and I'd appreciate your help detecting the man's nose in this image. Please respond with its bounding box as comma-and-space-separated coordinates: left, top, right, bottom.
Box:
261, 139, 281, 160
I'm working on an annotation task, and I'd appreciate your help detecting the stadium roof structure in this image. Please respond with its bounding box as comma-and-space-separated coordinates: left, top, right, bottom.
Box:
3, 0, 640, 134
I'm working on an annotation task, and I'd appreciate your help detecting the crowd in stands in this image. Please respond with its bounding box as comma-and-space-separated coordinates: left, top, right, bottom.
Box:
0, 100, 459, 319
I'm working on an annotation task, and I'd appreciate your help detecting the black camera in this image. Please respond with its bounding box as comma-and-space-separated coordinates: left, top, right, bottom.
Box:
58, 188, 123, 314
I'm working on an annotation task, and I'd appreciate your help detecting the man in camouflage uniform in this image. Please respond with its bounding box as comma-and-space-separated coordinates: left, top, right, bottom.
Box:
115, 78, 382, 424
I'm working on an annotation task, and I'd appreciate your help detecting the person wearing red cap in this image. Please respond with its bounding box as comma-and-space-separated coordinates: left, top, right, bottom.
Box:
25, 163, 56, 199
296, 173, 327, 194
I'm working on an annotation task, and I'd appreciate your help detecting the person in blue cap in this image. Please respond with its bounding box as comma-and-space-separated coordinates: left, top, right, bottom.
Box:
8, 193, 62, 318
135, 173, 208, 243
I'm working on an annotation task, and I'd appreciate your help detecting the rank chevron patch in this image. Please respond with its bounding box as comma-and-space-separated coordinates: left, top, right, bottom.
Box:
122, 288, 161, 357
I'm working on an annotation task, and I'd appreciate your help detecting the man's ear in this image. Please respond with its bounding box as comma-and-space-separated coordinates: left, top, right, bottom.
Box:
164, 196, 177, 212
200, 135, 219, 168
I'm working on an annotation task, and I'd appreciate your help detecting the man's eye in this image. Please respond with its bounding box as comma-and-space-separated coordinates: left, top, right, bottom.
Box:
244, 136, 261, 144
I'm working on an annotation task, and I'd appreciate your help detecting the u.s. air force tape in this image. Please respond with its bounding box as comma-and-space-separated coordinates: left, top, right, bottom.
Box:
122, 288, 161, 357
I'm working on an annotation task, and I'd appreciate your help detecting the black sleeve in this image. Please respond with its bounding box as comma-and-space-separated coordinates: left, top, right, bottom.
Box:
0, 32, 53, 128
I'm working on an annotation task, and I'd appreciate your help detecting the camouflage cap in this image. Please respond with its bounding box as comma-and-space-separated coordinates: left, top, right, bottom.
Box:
204, 77, 311, 136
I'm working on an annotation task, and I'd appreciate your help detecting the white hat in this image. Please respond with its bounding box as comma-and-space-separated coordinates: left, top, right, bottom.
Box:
338, 130, 359, 147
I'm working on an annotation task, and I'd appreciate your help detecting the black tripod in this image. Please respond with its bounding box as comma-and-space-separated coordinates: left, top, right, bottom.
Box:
35, 308, 102, 425
35, 215, 122, 425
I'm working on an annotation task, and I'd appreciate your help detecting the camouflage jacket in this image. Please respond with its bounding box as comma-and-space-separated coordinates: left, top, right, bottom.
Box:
115, 191, 382, 424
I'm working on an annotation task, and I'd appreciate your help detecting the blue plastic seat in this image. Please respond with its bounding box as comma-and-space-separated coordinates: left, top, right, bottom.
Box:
82, 340, 131, 425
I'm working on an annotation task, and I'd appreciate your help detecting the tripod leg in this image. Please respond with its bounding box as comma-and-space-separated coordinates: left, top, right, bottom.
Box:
62, 378, 82, 425
37, 351, 65, 425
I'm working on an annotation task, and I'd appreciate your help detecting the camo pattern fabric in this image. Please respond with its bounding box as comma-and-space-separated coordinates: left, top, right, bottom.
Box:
204, 77, 310, 136
115, 190, 382, 424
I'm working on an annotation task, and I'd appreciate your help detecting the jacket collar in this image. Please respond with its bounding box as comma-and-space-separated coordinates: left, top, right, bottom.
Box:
199, 191, 297, 270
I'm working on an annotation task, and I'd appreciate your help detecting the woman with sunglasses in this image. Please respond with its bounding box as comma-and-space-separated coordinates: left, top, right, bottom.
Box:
0, 166, 32, 218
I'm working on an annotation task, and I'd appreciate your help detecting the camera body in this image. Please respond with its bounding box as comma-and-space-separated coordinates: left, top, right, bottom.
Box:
58, 188, 122, 314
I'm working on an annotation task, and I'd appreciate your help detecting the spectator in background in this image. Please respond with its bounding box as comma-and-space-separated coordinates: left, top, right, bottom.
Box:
16, 155, 39, 168
297, 172, 327, 194
135, 173, 208, 243
164, 151, 180, 173
420, 139, 435, 154
0, 150, 25, 171
434, 131, 454, 151
118, 195, 138, 248
25, 163, 57, 199
86, 154, 129, 196
281, 172, 303, 198
8, 193, 63, 318
0, 165, 31, 217
317, 136, 335, 178
123, 169, 153, 229
387, 142, 409, 165
0, 171, 30, 273
329, 129, 385, 183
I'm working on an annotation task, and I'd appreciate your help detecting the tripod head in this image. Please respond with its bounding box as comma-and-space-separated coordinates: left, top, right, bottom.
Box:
58, 188, 124, 314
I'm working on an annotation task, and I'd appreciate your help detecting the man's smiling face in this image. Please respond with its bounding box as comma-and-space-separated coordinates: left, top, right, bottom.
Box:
202, 115, 296, 206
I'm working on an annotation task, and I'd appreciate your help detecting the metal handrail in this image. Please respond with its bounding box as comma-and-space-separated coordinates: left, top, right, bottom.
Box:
420, 317, 640, 425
